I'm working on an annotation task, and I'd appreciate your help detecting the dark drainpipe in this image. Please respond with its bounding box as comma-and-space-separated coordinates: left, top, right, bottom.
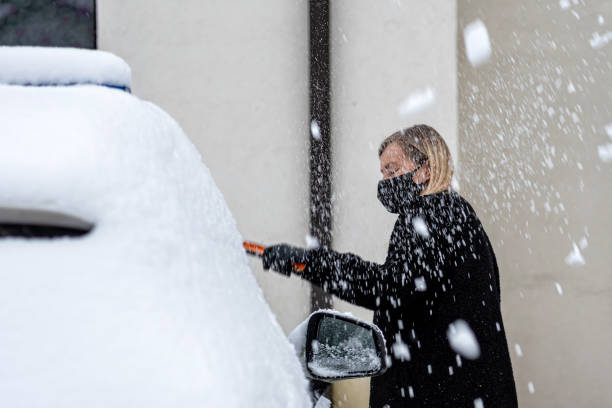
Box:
309, 0, 333, 311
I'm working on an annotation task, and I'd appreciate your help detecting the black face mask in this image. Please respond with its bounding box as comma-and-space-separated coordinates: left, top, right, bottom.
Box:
377, 169, 425, 213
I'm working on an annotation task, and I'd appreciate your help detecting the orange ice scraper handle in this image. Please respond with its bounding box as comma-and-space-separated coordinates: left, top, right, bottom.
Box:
242, 241, 306, 272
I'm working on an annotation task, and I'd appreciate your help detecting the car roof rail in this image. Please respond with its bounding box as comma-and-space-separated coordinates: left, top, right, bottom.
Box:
0, 46, 132, 92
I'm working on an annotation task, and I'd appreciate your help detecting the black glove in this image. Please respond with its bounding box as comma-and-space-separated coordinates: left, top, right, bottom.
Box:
262, 244, 308, 276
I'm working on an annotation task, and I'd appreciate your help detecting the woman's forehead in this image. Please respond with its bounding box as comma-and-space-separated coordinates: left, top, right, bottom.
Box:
380, 142, 406, 160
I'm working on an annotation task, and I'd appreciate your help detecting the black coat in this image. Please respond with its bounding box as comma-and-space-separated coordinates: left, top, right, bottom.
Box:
302, 190, 518, 407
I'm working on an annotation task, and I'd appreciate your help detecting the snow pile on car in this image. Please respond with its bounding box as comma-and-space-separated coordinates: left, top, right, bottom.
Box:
0, 46, 131, 90
0, 82, 310, 407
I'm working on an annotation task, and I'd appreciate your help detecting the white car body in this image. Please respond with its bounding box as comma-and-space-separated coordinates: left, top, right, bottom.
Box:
0, 47, 310, 408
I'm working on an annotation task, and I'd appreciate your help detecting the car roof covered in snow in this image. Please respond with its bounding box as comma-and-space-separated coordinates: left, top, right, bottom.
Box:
0, 46, 131, 91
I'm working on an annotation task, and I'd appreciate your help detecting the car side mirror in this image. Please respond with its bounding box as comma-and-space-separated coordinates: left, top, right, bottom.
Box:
304, 311, 388, 382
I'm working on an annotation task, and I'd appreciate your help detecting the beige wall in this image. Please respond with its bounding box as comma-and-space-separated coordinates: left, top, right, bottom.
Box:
329, 1, 458, 406
97, 0, 312, 334
458, 0, 612, 406
93, 1, 612, 406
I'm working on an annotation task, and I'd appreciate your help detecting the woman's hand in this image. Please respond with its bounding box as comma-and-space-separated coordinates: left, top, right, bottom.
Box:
262, 244, 308, 276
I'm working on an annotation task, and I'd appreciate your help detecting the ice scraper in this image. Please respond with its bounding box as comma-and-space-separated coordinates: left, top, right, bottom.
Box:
242, 241, 306, 272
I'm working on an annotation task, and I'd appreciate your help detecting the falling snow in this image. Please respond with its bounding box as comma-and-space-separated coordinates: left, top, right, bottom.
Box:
514, 343, 523, 357
414, 276, 427, 292
528, 382, 535, 394
605, 123, 612, 139
565, 243, 585, 266
391, 340, 411, 361
305, 234, 321, 249
447, 319, 481, 360
598, 144, 612, 163
464, 19, 492, 67
397, 87, 436, 116
310, 120, 321, 141
589, 31, 612, 49
412, 216, 430, 238
451, 177, 461, 191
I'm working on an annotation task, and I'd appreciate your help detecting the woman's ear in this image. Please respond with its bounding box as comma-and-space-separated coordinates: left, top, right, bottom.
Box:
415, 161, 430, 183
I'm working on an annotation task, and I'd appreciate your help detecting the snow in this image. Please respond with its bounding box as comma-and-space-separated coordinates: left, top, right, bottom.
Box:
597, 144, 612, 162
288, 317, 309, 356
555, 282, 564, 296
0, 46, 131, 90
474, 397, 484, 408
514, 343, 523, 357
589, 31, 612, 49
307, 361, 343, 378
559, 0, 570, 9
397, 87, 435, 116
528, 381, 535, 394
305, 233, 321, 249
414, 276, 427, 292
310, 119, 321, 141
0, 80, 310, 406
463, 19, 492, 67
391, 339, 411, 361
451, 177, 461, 191
605, 123, 612, 139
412, 216, 430, 238
314, 396, 331, 408
447, 319, 481, 360
565, 242, 585, 266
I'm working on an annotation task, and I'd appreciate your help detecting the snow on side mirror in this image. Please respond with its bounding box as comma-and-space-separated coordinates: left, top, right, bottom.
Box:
304, 311, 388, 382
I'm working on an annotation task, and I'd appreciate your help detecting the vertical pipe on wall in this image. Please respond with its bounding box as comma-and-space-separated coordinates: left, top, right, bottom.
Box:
309, 0, 333, 311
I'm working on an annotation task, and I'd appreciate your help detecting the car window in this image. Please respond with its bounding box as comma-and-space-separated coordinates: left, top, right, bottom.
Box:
0, 207, 93, 238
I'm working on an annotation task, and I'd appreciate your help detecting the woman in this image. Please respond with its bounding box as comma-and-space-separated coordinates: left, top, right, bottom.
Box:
263, 124, 518, 407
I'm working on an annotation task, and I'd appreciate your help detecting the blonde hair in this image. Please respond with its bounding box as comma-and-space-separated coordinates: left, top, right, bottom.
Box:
378, 124, 454, 195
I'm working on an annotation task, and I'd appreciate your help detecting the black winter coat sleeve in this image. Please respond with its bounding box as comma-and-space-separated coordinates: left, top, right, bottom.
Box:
299, 189, 469, 308
300, 211, 452, 312
300, 248, 392, 310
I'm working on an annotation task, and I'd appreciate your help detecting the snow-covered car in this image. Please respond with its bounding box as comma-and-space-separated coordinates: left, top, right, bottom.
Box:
0, 46, 386, 408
